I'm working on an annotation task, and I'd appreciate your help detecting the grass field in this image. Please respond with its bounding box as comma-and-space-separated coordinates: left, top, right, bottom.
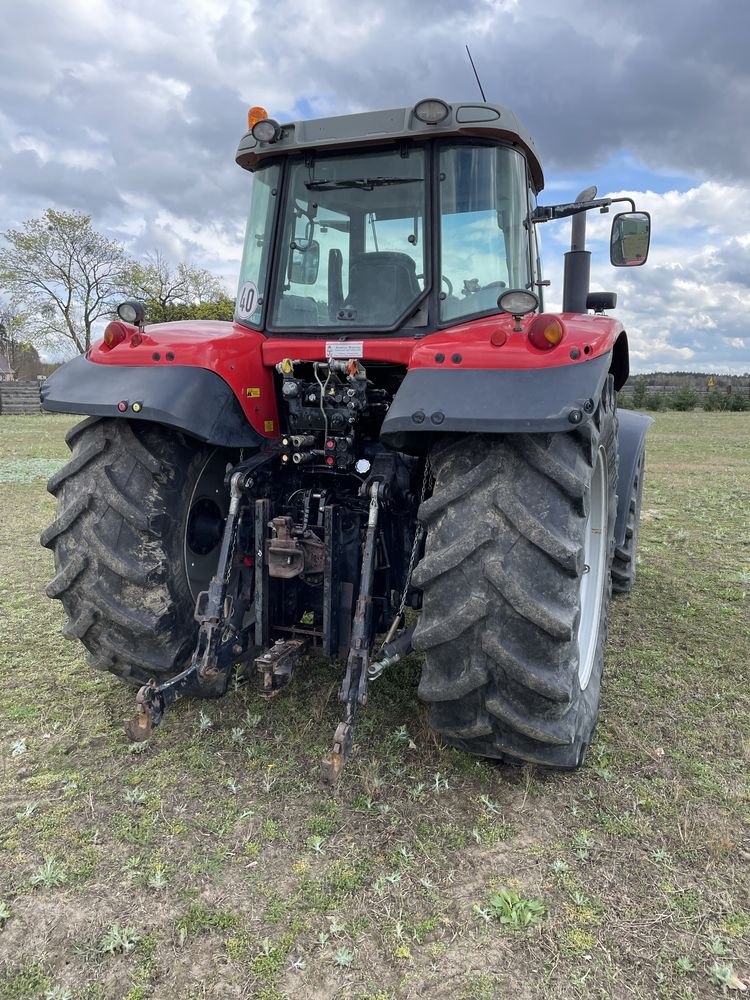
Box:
0, 412, 748, 1000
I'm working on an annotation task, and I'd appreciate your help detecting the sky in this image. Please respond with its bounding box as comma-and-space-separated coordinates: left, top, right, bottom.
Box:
1, 0, 749, 372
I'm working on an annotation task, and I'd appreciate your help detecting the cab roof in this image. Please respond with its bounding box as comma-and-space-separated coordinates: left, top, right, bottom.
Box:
236, 100, 544, 192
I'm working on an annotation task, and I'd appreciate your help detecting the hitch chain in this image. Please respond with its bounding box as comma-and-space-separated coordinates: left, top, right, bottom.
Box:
370, 456, 431, 681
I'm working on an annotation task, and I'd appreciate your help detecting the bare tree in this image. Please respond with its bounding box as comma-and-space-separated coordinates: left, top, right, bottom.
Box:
122, 250, 227, 323
0, 299, 31, 370
0, 209, 129, 354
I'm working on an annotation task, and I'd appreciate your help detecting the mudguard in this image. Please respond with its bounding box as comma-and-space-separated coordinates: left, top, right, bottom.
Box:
41, 354, 265, 449
380, 353, 611, 451
615, 408, 653, 548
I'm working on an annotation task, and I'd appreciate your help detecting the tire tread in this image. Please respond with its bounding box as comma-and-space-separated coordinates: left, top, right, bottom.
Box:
413, 382, 618, 768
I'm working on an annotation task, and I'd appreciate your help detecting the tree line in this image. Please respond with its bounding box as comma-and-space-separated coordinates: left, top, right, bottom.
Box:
0, 208, 235, 370
621, 376, 749, 412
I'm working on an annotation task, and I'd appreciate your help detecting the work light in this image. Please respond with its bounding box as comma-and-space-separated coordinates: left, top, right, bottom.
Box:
413, 99, 450, 124
498, 289, 538, 317
117, 300, 146, 326
252, 118, 281, 143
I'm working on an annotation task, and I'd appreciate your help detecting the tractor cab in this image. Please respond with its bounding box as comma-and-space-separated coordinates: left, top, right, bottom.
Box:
234, 100, 544, 335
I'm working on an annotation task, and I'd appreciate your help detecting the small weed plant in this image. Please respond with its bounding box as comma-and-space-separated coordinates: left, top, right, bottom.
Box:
44, 989, 73, 1000
99, 924, 140, 955
485, 889, 546, 930
332, 945, 355, 967
16, 801, 40, 819
30, 857, 67, 888
124, 787, 147, 805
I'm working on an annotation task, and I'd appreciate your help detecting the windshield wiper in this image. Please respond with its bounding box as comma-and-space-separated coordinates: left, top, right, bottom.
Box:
305, 176, 422, 191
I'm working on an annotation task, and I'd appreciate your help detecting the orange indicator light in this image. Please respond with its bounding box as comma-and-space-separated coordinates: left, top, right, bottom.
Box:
103, 321, 128, 348
248, 105, 269, 129
528, 315, 565, 350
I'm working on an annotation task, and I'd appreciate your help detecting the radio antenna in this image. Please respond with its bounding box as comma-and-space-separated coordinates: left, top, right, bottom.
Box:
465, 45, 487, 102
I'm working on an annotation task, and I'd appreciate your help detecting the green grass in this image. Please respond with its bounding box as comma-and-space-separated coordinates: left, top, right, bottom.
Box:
0, 411, 748, 999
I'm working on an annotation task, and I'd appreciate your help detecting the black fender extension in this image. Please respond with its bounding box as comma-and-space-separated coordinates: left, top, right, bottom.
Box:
40, 355, 264, 448
614, 408, 653, 548
380, 354, 612, 450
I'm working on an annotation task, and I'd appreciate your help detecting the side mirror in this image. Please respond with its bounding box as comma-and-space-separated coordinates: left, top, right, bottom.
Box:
610, 212, 651, 267
290, 239, 320, 284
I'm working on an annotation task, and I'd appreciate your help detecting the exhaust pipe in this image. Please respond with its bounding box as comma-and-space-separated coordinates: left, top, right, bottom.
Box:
562, 185, 596, 315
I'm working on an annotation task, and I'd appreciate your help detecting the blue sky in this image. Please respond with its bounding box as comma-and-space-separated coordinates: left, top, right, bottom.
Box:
1, 0, 749, 373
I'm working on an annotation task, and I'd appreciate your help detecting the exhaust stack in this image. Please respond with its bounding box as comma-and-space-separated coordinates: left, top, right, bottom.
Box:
562, 186, 596, 314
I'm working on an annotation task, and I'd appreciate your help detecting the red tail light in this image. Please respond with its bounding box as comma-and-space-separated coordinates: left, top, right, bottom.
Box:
103, 321, 129, 348
528, 315, 565, 351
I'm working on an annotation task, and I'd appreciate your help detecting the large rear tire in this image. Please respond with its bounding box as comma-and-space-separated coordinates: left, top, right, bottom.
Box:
42, 418, 234, 686
413, 380, 618, 769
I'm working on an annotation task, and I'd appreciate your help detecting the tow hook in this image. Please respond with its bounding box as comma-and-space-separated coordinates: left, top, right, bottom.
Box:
256, 638, 309, 697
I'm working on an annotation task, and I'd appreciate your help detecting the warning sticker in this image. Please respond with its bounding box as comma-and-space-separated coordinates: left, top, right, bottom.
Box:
326, 341, 364, 359
245, 387, 261, 398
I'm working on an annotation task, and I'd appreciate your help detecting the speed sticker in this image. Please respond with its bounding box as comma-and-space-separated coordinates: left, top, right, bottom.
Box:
237, 281, 259, 319
326, 341, 364, 358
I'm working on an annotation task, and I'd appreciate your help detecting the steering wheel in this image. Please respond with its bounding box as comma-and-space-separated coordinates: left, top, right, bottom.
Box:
417, 274, 453, 296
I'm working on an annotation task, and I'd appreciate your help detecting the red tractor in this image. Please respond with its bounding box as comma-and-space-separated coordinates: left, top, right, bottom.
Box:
41, 98, 652, 779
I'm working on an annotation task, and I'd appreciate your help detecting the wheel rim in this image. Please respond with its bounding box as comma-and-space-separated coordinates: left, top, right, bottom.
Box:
184, 450, 231, 602
577, 445, 608, 689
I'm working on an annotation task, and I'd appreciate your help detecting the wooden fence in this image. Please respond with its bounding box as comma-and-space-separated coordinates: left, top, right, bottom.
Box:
0, 380, 42, 414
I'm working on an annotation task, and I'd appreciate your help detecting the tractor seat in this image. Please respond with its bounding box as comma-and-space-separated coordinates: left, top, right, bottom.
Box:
275, 293, 318, 328
344, 252, 421, 325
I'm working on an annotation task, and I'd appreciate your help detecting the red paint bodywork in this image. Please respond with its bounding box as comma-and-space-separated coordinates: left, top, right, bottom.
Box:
89, 313, 624, 440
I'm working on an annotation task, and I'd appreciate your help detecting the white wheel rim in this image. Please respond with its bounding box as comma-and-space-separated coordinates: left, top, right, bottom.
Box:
577, 445, 608, 689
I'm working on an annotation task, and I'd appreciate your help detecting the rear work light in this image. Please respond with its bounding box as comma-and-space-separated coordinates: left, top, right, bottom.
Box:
252, 118, 281, 143
413, 98, 450, 124
528, 315, 565, 351
103, 321, 129, 348
117, 300, 146, 326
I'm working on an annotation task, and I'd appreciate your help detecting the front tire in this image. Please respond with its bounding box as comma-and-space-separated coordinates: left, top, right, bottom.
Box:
413, 381, 618, 769
42, 418, 234, 686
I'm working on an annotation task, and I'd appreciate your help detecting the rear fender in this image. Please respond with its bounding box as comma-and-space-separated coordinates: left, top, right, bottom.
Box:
41, 319, 280, 447
615, 408, 653, 547
380, 353, 612, 451
41, 355, 265, 448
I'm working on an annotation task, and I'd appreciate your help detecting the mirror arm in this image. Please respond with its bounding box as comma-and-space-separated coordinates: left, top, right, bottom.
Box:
608, 196, 636, 213
532, 195, 636, 224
